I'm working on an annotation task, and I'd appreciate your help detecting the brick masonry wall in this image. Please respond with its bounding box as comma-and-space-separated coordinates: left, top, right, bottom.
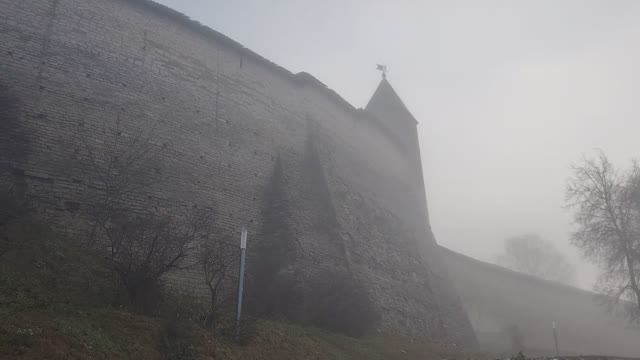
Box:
0, 0, 475, 345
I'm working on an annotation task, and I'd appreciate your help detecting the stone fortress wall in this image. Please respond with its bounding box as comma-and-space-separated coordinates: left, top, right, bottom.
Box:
0, 0, 476, 345
441, 247, 640, 357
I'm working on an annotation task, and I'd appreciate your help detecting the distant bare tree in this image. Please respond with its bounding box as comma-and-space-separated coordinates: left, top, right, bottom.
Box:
566, 151, 640, 320
200, 234, 237, 329
496, 234, 576, 285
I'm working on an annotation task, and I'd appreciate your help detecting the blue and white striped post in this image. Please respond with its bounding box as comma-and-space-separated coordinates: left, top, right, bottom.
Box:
235, 226, 248, 342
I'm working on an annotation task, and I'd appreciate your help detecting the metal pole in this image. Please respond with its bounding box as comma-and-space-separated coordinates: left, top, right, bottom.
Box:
235, 227, 247, 342
552, 321, 560, 356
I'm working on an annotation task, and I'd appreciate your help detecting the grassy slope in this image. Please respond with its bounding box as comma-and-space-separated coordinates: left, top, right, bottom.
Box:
0, 309, 164, 360
221, 320, 476, 360
1, 309, 478, 360
0, 210, 480, 360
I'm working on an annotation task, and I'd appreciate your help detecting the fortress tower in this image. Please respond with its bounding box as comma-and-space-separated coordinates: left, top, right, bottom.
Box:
363, 75, 477, 344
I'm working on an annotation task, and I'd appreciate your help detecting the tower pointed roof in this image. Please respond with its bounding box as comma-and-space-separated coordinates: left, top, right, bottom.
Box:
365, 77, 417, 125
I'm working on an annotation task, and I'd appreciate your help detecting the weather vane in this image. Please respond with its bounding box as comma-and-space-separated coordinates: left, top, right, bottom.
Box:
376, 64, 388, 79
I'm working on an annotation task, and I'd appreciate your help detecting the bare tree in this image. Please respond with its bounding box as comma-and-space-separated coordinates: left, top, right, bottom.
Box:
71, 115, 215, 313
566, 151, 640, 320
200, 234, 237, 329
496, 234, 576, 285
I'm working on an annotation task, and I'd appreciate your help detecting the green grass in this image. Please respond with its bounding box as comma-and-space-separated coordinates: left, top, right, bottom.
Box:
52, 317, 120, 355
210, 318, 480, 360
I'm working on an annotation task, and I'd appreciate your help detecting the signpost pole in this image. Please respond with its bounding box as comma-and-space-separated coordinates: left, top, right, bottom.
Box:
235, 227, 248, 342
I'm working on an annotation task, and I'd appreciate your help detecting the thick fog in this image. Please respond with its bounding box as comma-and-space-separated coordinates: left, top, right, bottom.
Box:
157, 0, 640, 289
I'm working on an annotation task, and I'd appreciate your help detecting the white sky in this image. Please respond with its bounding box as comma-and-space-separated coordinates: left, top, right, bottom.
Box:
155, 0, 640, 289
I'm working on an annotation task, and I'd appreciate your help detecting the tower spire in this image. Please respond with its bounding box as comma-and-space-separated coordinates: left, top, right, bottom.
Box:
366, 72, 417, 125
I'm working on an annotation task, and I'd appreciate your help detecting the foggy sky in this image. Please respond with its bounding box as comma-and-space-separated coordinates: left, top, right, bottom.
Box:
155, 0, 640, 289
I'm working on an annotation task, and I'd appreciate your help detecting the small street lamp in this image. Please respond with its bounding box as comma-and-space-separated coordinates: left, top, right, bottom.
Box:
552, 320, 560, 356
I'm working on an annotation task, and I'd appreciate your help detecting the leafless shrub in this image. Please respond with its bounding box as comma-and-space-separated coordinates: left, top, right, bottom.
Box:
200, 234, 237, 329
106, 206, 212, 314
